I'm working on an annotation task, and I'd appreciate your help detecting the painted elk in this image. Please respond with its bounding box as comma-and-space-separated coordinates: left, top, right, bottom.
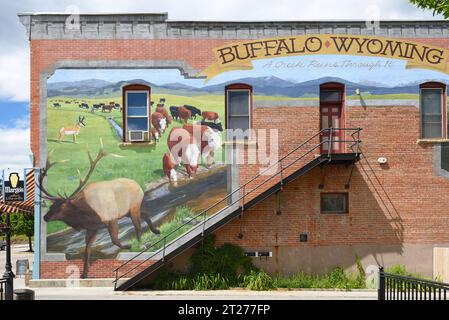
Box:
58, 116, 86, 143
39, 143, 160, 278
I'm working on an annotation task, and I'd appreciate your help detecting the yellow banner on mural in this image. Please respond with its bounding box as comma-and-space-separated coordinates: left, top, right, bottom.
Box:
199, 35, 449, 81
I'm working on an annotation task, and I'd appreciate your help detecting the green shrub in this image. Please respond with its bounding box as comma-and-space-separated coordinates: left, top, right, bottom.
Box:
153, 235, 256, 290
385, 264, 412, 277
190, 234, 256, 285
192, 274, 230, 290
242, 270, 274, 291
355, 255, 366, 288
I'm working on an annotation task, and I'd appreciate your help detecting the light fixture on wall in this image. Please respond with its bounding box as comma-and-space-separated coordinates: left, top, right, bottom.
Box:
377, 157, 388, 164
355, 88, 361, 95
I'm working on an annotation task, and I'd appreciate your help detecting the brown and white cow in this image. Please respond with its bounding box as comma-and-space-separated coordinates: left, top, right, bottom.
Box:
151, 127, 160, 142
162, 153, 178, 184
178, 106, 191, 124
167, 127, 200, 178
182, 124, 222, 168
156, 105, 172, 125
151, 112, 167, 134
201, 111, 220, 123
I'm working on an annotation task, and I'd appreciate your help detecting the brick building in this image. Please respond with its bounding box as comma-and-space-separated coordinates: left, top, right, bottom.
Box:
19, 13, 449, 289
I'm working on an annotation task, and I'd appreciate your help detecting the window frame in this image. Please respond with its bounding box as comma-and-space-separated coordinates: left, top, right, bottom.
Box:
225, 83, 253, 140
320, 192, 349, 215
122, 84, 151, 143
419, 82, 447, 140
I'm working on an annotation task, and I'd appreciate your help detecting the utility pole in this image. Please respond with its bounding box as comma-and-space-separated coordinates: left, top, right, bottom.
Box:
2, 211, 14, 300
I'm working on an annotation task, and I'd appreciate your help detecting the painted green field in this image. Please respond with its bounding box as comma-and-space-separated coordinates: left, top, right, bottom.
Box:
46, 94, 226, 234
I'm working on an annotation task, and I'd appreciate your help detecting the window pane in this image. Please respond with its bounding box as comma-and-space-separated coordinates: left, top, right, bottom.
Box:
127, 118, 148, 131
320, 90, 341, 102
228, 91, 250, 116
421, 88, 442, 138
128, 92, 148, 107
442, 143, 449, 172
321, 194, 347, 213
229, 116, 250, 131
127, 92, 148, 116
127, 107, 148, 116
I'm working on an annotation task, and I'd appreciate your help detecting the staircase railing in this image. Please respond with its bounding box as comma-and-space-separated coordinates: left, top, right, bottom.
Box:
113, 127, 362, 289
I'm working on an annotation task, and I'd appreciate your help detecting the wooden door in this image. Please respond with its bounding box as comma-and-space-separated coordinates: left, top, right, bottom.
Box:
320, 83, 345, 154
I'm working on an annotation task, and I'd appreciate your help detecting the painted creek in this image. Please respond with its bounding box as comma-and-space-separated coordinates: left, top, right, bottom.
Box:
46, 166, 228, 259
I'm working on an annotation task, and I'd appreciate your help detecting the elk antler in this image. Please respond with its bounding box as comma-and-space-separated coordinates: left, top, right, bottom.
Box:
39, 149, 69, 201
67, 139, 122, 199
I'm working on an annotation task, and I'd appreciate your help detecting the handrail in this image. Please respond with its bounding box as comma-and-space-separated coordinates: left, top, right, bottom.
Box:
113, 128, 362, 287
379, 267, 449, 300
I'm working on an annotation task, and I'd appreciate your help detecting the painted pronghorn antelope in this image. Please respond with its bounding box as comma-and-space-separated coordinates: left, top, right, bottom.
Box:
58, 116, 86, 143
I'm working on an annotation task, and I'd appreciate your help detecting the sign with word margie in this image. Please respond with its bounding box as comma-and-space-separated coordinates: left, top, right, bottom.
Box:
200, 34, 449, 81
2, 170, 26, 202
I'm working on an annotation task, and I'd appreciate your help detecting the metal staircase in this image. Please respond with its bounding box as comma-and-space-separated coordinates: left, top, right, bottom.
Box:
113, 127, 362, 291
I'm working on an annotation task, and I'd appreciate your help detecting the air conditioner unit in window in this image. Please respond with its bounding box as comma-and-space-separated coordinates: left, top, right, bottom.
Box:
129, 130, 145, 142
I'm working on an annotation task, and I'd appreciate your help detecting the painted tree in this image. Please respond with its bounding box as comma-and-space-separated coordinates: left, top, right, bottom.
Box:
10, 213, 34, 252
410, 0, 449, 18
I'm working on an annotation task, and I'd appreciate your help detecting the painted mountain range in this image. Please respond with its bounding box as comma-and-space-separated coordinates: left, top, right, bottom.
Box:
47, 76, 446, 98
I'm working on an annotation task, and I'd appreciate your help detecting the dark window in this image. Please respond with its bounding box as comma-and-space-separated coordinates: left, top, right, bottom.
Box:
320, 193, 348, 214
420, 83, 446, 139
320, 89, 342, 102
226, 84, 252, 139
442, 143, 449, 172
126, 91, 149, 131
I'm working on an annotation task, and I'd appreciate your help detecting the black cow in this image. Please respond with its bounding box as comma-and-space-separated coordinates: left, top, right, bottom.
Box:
200, 121, 223, 132
184, 105, 201, 119
53, 103, 61, 108
79, 103, 89, 109
93, 104, 101, 110
170, 106, 180, 121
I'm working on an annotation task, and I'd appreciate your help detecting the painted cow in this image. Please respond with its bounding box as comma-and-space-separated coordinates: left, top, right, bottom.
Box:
202, 111, 220, 123
151, 112, 167, 134
169, 106, 179, 121
184, 105, 202, 119
167, 127, 200, 178
200, 121, 224, 132
182, 124, 222, 167
162, 153, 178, 183
156, 105, 172, 125
178, 106, 191, 124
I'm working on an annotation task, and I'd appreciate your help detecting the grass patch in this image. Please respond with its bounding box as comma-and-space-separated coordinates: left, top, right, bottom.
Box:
129, 206, 197, 252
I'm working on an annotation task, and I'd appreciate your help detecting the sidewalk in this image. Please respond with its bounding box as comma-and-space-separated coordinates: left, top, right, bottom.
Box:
28, 287, 377, 300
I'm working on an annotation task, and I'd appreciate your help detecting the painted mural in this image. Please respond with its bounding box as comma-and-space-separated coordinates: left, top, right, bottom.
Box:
44, 44, 449, 277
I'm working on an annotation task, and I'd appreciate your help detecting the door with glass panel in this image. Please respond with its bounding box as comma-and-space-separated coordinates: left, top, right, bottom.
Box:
320, 83, 345, 154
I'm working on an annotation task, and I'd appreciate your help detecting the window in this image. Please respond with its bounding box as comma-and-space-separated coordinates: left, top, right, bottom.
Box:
442, 143, 449, 172
320, 193, 348, 214
420, 82, 447, 139
122, 84, 151, 143
226, 84, 252, 139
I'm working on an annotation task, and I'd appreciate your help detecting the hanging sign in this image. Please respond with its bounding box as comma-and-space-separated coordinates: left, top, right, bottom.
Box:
199, 34, 449, 81
1, 169, 27, 203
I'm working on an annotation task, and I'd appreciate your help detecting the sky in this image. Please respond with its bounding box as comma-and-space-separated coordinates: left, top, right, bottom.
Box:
0, 0, 445, 169
51, 55, 449, 88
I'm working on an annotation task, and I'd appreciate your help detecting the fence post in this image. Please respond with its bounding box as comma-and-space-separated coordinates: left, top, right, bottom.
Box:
378, 267, 385, 300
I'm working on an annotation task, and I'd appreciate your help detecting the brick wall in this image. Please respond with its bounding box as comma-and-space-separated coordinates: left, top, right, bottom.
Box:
40, 259, 154, 279
31, 36, 449, 278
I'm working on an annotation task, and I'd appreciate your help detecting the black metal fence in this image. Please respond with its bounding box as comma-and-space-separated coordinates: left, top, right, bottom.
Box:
0, 278, 6, 300
378, 267, 449, 300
